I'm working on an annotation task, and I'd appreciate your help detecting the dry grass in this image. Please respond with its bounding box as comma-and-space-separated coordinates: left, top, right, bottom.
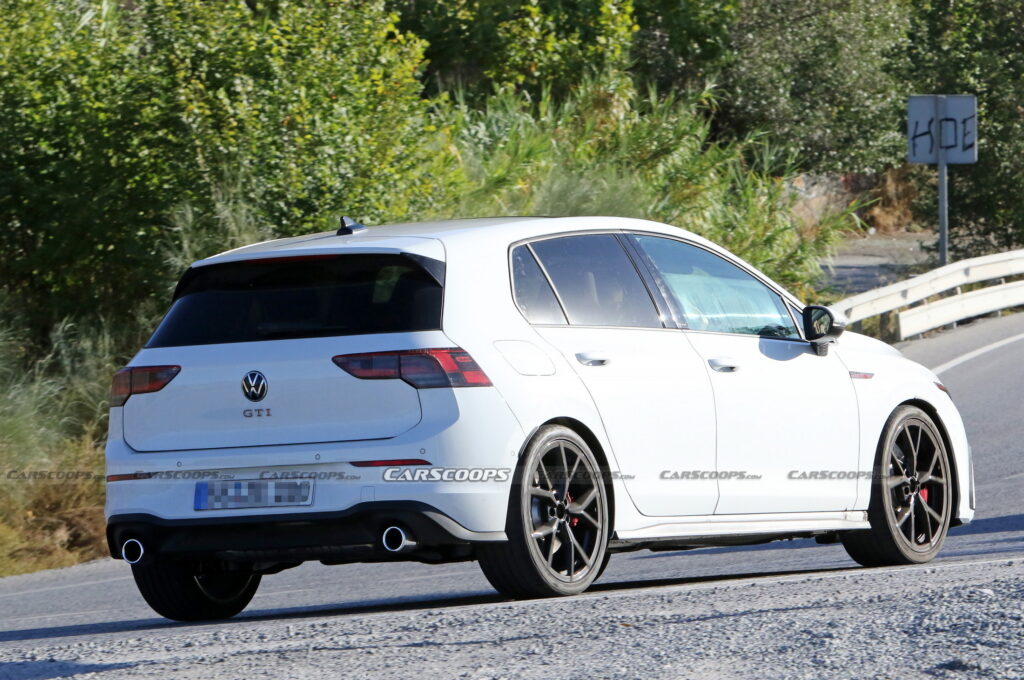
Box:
0, 320, 121, 577
0, 434, 107, 576
864, 165, 923, 234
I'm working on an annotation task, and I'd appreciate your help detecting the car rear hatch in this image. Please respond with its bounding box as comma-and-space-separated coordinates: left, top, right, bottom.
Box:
120, 251, 446, 452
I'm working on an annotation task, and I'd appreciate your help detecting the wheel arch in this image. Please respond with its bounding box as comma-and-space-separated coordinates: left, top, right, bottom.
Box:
534, 417, 617, 536
895, 398, 961, 528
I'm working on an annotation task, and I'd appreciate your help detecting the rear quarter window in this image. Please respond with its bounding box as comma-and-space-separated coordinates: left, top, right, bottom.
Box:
510, 245, 567, 325
147, 254, 443, 347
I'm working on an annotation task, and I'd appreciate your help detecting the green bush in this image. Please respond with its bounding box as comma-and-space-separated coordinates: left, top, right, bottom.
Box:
630, 0, 737, 90
0, 0, 448, 332
718, 0, 912, 173
439, 78, 850, 298
391, 0, 636, 97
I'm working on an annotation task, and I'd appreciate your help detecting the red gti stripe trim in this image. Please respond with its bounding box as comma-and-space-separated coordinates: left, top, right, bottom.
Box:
106, 472, 155, 482
349, 459, 431, 467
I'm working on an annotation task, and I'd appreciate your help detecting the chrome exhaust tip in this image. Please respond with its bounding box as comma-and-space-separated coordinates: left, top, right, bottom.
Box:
121, 538, 145, 565
381, 526, 416, 553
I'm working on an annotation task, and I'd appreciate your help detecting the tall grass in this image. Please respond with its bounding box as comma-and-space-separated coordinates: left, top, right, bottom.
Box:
440, 78, 854, 299
0, 179, 291, 576
0, 320, 125, 575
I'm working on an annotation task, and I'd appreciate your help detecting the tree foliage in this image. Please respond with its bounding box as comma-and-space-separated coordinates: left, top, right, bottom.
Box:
390, 0, 636, 97
630, 0, 737, 90
718, 0, 912, 173
0, 0, 444, 329
441, 81, 846, 298
903, 0, 1024, 256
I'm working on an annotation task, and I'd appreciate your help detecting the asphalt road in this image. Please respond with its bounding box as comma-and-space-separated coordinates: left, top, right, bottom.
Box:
2, 313, 1023, 679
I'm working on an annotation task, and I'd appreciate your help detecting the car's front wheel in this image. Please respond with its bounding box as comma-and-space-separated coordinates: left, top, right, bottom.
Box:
132, 561, 261, 621
477, 425, 609, 598
842, 405, 953, 566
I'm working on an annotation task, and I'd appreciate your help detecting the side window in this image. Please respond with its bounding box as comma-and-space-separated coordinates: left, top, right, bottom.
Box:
530, 235, 662, 328
510, 245, 567, 325
633, 235, 800, 339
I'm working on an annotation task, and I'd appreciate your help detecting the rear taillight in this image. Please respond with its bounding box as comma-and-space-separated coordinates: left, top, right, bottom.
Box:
332, 348, 491, 388
110, 369, 132, 407
110, 365, 181, 407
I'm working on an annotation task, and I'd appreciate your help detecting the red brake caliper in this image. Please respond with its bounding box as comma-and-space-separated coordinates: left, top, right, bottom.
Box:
566, 492, 580, 527
920, 487, 929, 503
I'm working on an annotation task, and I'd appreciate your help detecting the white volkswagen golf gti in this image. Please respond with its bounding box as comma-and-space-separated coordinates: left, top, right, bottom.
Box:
105, 216, 974, 620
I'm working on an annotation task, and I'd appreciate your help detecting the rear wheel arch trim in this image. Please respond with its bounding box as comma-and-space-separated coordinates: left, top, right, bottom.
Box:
522, 417, 617, 536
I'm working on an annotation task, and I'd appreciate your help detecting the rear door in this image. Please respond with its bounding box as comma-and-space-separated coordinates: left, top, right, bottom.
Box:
630, 234, 860, 514
123, 253, 444, 451
521, 234, 719, 517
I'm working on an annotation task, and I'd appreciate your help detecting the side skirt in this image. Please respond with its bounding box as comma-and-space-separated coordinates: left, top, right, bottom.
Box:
611, 510, 869, 551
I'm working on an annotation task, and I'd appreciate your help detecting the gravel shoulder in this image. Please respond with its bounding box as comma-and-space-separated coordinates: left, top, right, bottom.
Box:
1, 558, 1021, 680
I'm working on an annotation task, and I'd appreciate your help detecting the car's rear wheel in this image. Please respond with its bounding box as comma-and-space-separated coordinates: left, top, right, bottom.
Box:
842, 405, 952, 567
132, 561, 261, 621
477, 425, 609, 598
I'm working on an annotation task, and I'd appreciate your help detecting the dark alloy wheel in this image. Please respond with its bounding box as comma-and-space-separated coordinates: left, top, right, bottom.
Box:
477, 425, 609, 597
132, 561, 261, 621
842, 405, 952, 567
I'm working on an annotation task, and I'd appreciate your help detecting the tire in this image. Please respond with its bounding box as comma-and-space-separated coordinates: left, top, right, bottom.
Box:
594, 551, 612, 582
841, 405, 953, 567
132, 561, 261, 621
477, 425, 610, 598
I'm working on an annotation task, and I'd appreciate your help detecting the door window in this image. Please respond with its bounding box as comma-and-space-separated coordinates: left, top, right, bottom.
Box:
530, 235, 662, 328
632, 235, 799, 338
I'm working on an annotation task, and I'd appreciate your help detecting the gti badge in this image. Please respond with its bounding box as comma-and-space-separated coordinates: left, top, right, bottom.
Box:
241, 371, 268, 402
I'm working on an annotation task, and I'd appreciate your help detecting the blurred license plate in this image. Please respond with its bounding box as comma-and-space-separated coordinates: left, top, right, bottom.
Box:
194, 479, 313, 511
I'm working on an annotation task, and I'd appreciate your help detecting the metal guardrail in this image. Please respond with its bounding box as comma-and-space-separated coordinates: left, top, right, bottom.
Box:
834, 248, 1024, 340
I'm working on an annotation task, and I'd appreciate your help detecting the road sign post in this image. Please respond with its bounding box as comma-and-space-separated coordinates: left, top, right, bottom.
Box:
907, 94, 978, 266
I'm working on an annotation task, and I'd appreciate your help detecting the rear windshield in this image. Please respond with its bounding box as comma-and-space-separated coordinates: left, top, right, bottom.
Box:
147, 254, 443, 347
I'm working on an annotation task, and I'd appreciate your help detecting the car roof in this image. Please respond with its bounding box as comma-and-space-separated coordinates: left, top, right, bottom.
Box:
192, 216, 803, 307
196, 216, 709, 266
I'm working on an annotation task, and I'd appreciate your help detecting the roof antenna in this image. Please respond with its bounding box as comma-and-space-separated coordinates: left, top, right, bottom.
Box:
337, 216, 367, 235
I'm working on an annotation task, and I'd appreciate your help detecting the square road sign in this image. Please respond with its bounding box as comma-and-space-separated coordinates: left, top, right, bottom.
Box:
907, 95, 978, 164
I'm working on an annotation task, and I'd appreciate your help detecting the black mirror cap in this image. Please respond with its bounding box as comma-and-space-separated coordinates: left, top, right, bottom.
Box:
803, 305, 847, 343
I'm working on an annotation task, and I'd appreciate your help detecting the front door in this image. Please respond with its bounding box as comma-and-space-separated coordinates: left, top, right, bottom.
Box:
630, 233, 860, 514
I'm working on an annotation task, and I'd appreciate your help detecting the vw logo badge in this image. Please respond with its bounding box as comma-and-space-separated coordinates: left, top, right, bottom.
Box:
241, 371, 268, 402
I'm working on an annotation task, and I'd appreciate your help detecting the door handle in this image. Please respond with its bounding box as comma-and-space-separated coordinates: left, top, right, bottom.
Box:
708, 357, 739, 372
575, 352, 610, 367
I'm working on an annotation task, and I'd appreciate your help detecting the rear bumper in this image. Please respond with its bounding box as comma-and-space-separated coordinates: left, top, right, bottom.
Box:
105, 387, 525, 535
107, 501, 505, 565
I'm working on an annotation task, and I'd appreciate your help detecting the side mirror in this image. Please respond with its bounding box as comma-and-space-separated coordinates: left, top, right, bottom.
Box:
802, 305, 846, 355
